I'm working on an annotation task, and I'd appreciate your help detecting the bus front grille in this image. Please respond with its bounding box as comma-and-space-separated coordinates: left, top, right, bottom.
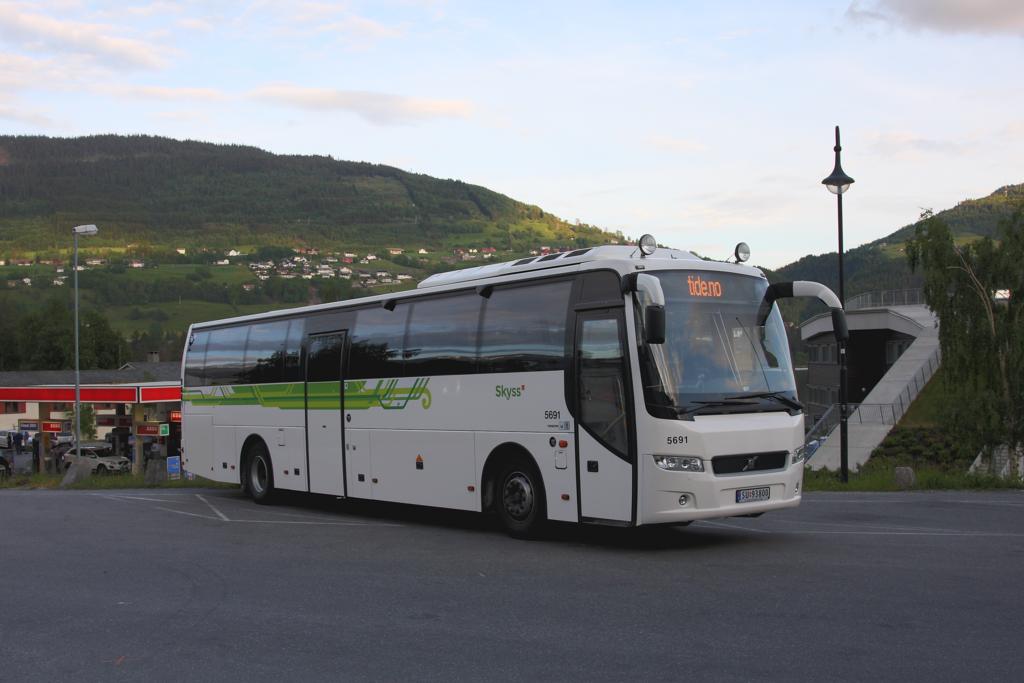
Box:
711, 451, 787, 475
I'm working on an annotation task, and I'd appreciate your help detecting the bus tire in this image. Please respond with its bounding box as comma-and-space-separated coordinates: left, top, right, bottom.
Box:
246, 440, 275, 505
495, 456, 546, 538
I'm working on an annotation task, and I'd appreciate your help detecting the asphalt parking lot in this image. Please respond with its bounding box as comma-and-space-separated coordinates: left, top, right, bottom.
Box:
2, 488, 1022, 681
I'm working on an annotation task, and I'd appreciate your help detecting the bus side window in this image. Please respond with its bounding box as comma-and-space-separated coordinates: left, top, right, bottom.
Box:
577, 271, 622, 305
349, 305, 409, 379
479, 280, 571, 373
204, 326, 250, 386
242, 321, 289, 384
184, 331, 210, 387
578, 317, 629, 457
404, 293, 481, 376
282, 318, 305, 383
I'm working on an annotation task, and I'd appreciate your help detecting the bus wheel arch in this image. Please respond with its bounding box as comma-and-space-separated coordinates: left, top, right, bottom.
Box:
241, 435, 275, 504
482, 443, 547, 538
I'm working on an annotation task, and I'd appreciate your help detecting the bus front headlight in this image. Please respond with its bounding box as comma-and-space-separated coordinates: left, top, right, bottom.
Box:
653, 455, 704, 472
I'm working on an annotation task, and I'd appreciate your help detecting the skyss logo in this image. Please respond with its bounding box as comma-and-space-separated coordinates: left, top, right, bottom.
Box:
495, 384, 526, 400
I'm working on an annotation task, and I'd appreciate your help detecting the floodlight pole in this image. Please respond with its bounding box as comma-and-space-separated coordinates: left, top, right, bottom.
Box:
74, 229, 81, 466
72, 225, 98, 467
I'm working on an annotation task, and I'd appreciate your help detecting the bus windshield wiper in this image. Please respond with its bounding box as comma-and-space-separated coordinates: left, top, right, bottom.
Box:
674, 398, 758, 419
724, 391, 803, 412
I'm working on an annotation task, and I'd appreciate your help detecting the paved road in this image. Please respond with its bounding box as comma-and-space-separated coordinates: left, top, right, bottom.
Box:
2, 488, 1022, 681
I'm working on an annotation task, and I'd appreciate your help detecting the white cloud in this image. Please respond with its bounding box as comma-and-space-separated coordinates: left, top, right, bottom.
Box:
847, 0, 1024, 36
868, 131, 970, 157
248, 83, 473, 125
252, 2, 406, 47
177, 17, 213, 32
101, 84, 227, 101
0, 100, 54, 126
0, 2, 166, 68
0, 50, 104, 89
152, 109, 209, 122
317, 14, 404, 40
123, 2, 181, 17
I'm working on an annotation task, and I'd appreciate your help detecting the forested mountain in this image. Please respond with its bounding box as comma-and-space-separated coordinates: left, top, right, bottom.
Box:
0, 135, 616, 255
770, 183, 1024, 317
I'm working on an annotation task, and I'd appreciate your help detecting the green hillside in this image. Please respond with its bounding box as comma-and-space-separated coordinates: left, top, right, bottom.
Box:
0, 134, 617, 257
771, 183, 1024, 318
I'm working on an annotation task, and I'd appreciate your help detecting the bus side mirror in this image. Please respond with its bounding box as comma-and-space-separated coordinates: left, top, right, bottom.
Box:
623, 272, 667, 345
759, 280, 848, 343
645, 305, 666, 344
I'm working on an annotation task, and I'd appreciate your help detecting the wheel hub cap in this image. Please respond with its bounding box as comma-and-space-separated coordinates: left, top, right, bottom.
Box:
502, 472, 534, 521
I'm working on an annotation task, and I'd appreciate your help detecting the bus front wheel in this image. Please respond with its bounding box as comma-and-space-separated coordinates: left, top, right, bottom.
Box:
246, 441, 275, 505
495, 458, 546, 538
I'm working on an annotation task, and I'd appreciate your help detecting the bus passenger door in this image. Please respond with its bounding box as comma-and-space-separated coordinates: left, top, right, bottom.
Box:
574, 309, 635, 524
305, 332, 347, 496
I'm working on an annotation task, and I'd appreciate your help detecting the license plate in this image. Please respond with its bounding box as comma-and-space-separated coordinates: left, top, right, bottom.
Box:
736, 487, 770, 504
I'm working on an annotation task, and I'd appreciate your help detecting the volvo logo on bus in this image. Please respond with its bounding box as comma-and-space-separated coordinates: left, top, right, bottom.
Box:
741, 455, 759, 472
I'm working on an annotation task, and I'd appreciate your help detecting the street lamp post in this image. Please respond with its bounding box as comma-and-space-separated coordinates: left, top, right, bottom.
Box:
72, 224, 98, 466
822, 127, 854, 483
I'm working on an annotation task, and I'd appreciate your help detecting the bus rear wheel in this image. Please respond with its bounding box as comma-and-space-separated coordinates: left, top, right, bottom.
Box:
246, 441, 275, 505
495, 458, 546, 538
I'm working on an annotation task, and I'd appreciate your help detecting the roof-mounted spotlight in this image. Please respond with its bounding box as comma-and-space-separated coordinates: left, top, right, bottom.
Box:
638, 234, 657, 257
734, 242, 750, 263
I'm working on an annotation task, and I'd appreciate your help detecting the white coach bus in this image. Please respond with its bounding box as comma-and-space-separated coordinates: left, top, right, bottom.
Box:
181, 236, 847, 536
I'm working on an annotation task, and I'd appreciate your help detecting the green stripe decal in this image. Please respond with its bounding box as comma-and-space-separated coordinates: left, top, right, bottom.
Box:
183, 378, 432, 411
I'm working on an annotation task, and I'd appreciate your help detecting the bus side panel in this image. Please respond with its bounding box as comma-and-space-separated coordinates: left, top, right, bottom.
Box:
213, 426, 237, 484
475, 432, 578, 523
182, 413, 213, 480
369, 430, 476, 510
236, 425, 308, 493
577, 429, 632, 522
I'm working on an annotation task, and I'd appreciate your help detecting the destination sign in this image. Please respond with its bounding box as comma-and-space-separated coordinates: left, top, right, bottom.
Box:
686, 274, 724, 298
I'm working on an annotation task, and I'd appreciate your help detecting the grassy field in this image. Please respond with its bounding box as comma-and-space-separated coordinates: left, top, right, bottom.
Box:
803, 368, 1024, 491
105, 300, 282, 335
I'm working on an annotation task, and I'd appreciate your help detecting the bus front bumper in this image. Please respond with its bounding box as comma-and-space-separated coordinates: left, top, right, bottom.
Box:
639, 461, 804, 525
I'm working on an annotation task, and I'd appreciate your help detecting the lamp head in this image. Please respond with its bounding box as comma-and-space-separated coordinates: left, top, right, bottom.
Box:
734, 242, 750, 263
822, 126, 854, 195
638, 234, 657, 257
72, 224, 98, 236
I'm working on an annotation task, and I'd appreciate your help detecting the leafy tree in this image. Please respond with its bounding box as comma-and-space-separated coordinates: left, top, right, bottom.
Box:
68, 403, 97, 441
907, 209, 1024, 476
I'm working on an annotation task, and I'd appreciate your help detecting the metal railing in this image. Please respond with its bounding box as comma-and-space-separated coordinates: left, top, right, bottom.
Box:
846, 288, 925, 311
803, 344, 942, 450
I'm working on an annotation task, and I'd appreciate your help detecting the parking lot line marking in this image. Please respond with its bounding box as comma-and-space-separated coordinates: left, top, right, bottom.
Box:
96, 495, 133, 503
806, 498, 1024, 508
231, 518, 402, 527
196, 494, 231, 522
767, 517, 972, 534
95, 493, 188, 503
155, 506, 222, 521
698, 520, 771, 533
779, 530, 1024, 538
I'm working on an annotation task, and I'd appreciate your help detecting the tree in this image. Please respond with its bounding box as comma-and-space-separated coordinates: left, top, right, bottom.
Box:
907, 209, 1024, 476
68, 403, 98, 441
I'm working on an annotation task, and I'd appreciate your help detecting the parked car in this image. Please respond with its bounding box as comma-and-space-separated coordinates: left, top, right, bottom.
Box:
52, 432, 75, 446
63, 445, 130, 474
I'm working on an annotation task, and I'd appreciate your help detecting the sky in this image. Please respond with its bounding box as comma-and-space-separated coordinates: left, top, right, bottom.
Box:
1, 0, 1022, 268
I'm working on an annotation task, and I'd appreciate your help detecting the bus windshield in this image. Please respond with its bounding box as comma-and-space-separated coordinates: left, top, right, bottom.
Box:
637, 271, 797, 419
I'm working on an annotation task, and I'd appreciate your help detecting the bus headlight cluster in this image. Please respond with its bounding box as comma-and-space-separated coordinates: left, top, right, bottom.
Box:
791, 445, 808, 464
653, 455, 704, 472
